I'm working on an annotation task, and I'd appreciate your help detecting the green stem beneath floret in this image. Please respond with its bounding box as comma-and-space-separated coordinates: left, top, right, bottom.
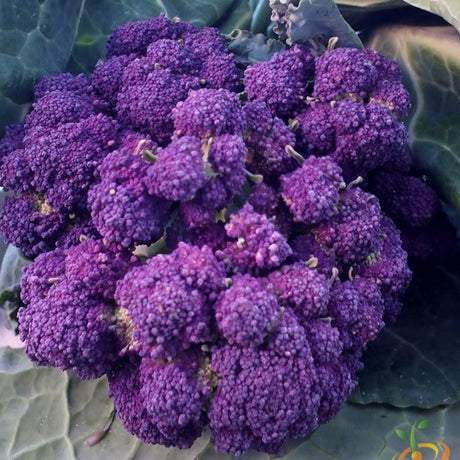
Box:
245, 169, 263, 184
285, 145, 304, 166
346, 176, 363, 190
142, 149, 157, 164
288, 119, 299, 131
306, 257, 318, 268
132, 207, 179, 259
84, 407, 116, 446
327, 36, 339, 51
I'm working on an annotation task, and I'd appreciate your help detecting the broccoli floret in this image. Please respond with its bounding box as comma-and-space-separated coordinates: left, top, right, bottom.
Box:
296, 100, 410, 180
20, 248, 66, 304
217, 204, 293, 272
146, 135, 209, 202
354, 216, 412, 321
91, 54, 137, 106
303, 319, 343, 364
366, 171, 439, 228
268, 263, 331, 320
243, 101, 297, 181
214, 273, 281, 347
117, 63, 199, 145
106, 14, 187, 58
115, 243, 225, 359
18, 238, 134, 378
146, 39, 201, 74
108, 356, 169, 445
172, 88, 246, 138
139, 352, 207, 447
182, 26, 228, 59
280, 155, 344, 225
33, 72, 93, 100
209, 343, 319, 456
313, 187, 383, 264
289, 232, 338, 276
88, 147, 170, 249
199, 53, 240, 92
24, 90, 94, 130
313, 47, 378, 102
0, 195, 66, 258
244, 44, 315, 118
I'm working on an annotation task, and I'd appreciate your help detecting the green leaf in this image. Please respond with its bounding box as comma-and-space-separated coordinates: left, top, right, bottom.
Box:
417, 419, 430, 429
350, 260, 460, 408
270, 0, 362, 48
280, 403, 460, 459
0, 0, 85, 133
396, 429, 408, 440
0, 244, 31, 299
248, 0, 273, 35
402, 0, 460, 34
0, 347, 72, 460
227, 30, 286, 68
67, 0, 252, 75
364, 24, 460, 214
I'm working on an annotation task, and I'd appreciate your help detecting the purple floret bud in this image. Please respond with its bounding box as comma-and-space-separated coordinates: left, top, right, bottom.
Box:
289, 232, 338, 277
33, 72, 92, 100
313, 47, 377, 101
367, 171, 439, 228
64, 239, 134, 300
295, 103, 335, 155
268, 263, 330, 320
208, 134, 247, 198
108, 356, 171, 445
0, 195, 66, 258
172, 88, 246, 138
88, 149, 169, 249
115, 249, 215, 359
280, 155, 344, 225
106, 14, 183, 58
25, 90, 94, 130
20, 248, 66, 304
139, 353, 207, 447
146, 135, 209, 202
244, 44, 315, 118
313, 187, 383, 264
218, 204, 292, 272
199, 53, 240, 92
91, 54, 137, 106
303, 319, 343, 364
146, 39, 201, 74
18, 281, 121, 379
354, 216, 411, 321
214, 274, 281, 347
183, 26, 228, 60
117, 63, 199, 145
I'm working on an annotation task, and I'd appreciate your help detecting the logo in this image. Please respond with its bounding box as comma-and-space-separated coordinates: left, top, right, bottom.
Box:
392, 419, 450, 460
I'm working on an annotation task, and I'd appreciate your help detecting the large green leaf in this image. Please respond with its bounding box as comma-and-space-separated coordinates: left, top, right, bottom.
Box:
67, 0, 252, 75
282, 402, 460, 459
0, 0, 84, 133
350, 260, 460, 408
403, 0, 460, 33
0, 348, 72, 459
270, 0, 363, 48
365, 24, 460, 214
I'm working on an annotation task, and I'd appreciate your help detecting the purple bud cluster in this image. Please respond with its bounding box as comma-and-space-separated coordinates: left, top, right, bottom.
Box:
3, 13, 446, 458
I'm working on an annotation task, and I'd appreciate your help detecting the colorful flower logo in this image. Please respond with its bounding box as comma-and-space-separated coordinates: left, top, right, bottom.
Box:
392, 419, 450, 460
